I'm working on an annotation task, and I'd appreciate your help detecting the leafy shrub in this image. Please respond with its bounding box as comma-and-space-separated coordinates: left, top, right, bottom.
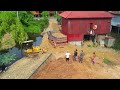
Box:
111, 37, 120, 51
111, 45, 120, 51
41, 11, 49, 18
39, 18, 49, 32
0, 53, 16, 65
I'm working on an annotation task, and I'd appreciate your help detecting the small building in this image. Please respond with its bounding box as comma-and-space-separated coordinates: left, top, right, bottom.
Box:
59, 11, 113, 45
111, 14, 120, 34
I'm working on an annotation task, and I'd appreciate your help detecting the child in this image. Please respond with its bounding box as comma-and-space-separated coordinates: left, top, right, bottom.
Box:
91, 52, 96, 64
79, 50, 85, 63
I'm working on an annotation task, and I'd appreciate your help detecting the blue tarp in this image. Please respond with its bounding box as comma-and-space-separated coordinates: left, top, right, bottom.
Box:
111, 14, 120, 26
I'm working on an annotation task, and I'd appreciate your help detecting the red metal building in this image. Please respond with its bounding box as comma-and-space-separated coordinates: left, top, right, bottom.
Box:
59, 11, 113, 42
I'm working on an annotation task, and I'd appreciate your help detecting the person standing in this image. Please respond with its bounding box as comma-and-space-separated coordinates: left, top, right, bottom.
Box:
91, 52, 96, 65
90, 29, 95, 45
65, 50, 71, 62
79, 50, 85, 63
73, 49, 78, 61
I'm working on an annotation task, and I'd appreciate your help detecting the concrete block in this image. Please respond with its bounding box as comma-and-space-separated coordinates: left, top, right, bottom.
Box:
68, 41, 82, 46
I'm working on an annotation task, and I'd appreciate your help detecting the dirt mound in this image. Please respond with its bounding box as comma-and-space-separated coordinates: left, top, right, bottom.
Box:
0, 33, 15, 50
31, 57, 120, 79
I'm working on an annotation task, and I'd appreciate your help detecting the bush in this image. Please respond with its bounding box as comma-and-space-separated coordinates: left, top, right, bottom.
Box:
111, 37, 120, 51
39, 18, 49, 32
0, 53, 16, 65
41, 11, 49, 18
111, 45, 120, 51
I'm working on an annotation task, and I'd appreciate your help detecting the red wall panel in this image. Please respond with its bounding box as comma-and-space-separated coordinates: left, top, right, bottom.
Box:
62, 18, 68, 35
61, 18, 112, 41
67, 34, 83, 41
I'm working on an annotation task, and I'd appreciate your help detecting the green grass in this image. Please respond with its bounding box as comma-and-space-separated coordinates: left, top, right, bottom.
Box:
92, 44, 98, 47
103, 58, 117, 66
87, 44, 98, 48
87, 44, 91, 47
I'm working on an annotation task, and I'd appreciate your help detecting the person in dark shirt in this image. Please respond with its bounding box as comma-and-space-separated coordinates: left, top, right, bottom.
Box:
90, 29, 95, 45
73, 49, 78, 61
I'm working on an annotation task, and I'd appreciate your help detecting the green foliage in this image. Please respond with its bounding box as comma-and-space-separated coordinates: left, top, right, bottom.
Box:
18, 11, 48, 34
39, 18, 49, 32
27, 24, 40, 33
0, 11, 16, 48
0, 11, 16, 33
111, 45, 120, 51
103, 58, 117, 66
41, 11, 49, 18
0, 53, 16, 65
10, 18, 28, 45
19, 11, 34, 27
111, 38, 120, 51
57, 15, 62, 22
53, 11, 62, 24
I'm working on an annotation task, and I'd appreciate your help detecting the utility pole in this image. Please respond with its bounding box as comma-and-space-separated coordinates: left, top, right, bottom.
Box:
17, 11, 19, 18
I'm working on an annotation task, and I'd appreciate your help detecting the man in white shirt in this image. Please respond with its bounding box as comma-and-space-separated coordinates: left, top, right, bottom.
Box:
65, 50, 71, 62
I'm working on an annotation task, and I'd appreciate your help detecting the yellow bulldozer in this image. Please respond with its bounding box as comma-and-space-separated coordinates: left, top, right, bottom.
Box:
23, 40, 47, 57
24, 46, 47, 54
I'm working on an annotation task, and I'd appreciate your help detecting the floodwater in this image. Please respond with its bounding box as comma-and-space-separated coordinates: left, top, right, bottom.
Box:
0, 33, 42, 65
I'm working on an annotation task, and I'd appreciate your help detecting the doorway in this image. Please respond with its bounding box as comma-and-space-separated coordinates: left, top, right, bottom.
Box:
84, 35, 90, 41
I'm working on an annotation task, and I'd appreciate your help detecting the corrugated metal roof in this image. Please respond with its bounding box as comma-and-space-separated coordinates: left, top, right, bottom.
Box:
59, 11, 113, 18
31, 11, 40, 15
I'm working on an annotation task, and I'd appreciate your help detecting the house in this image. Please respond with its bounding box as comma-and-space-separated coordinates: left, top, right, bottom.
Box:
31, 11, 40, 18
59, 11, 113, 45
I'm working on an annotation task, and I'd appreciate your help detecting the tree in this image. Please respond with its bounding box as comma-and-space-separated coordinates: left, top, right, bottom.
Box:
53, 11, 62, 24
0, 11, 16, 48
10, 18, 28, 45
18, 11, 49, 34
41, 11, 49, 18
10, 18, 28, 56
18, 11, 45, 34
